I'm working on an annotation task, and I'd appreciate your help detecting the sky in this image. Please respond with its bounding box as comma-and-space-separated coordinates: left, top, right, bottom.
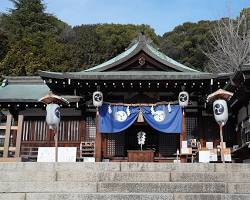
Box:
1, 0, 250, 35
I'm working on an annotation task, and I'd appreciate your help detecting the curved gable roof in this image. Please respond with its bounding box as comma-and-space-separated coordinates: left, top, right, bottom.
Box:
84, 33, 199, 73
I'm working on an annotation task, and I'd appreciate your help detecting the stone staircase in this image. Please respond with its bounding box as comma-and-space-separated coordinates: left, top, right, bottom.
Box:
0, 162, 250, 200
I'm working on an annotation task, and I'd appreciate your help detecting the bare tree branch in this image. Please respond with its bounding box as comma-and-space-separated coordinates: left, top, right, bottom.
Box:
203, 13, 250, 73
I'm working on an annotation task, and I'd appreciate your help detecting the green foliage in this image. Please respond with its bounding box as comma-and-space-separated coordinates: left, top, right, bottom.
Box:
0, 30, 9, 62
160, 21, 214, 71
96, 24, 159, 58
65, 24, 159, 71
0, 0, 249, 75
0, 0, 69, 76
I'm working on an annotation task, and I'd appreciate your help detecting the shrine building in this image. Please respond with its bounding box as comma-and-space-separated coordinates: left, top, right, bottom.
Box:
0, 33, 250, 162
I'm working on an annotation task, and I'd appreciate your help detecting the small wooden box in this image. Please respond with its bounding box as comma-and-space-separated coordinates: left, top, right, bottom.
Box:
127, 150, 154, 162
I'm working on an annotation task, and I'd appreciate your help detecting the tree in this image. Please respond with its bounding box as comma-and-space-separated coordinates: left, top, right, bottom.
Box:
0, 0, 69, 75
204, 10, 250, 73
0, 30, 9, 62
160, 21, 214, 71
65, 24, 159, 71
1, 0, 56, 41
96, 24, 159, 60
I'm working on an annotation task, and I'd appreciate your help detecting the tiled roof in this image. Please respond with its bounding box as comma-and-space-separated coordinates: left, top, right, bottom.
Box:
83, 33, 199, 73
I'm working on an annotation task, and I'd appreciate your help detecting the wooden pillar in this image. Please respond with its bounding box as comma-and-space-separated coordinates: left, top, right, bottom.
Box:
220, 125, 225, 163
102, 134, 108, 158
3, 115, 12, 158
180, 110, 186, 148
54, 128, 58, 162
95, 110, 102, 162
15, 115, 24, 158
79, 119, 86, 141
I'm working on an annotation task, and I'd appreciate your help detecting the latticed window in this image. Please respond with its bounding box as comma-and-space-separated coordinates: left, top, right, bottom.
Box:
186, 117, 198, 139
107, 134, 125, 157
85, 116, 96, 141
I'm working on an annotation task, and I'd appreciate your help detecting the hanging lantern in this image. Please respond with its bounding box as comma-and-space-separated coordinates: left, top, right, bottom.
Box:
213, 99, 228, 126
93, 91, 103, 107
46, 104, 60, 130
178, 91, 189, 107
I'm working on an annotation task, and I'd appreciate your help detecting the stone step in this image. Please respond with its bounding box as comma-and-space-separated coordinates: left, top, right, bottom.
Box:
4, 181, 250, 194
174, 193, 250, 200
120, 163, 216, 172
121, 163, 250, 172
215, 164, 250, 172
0, 181, 97, 193
98, 182, 226, 193
58, 171, 250, 183
171, 172, 250, 182
2, 193, 250, 200
2, 170, 250, 183
0, 170, 56, 182
1, 163, 250, 173
57, 171, 171, 182
26, 193, 173, 200
228, 183, 250, 194
0, 162, 120, 172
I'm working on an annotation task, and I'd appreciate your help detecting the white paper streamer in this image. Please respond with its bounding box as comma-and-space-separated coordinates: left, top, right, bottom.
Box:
126, 106, 130, 116
137, 131, 146, 151
108, 105, 112, 114
151, 105, 156, 115
168, 103, 172, 113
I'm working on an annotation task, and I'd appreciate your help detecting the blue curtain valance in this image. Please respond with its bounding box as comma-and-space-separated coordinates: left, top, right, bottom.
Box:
98, 103, 182, 134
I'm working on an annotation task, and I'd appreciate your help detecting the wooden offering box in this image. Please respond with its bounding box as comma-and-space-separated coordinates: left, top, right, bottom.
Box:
127, 150, 154, 162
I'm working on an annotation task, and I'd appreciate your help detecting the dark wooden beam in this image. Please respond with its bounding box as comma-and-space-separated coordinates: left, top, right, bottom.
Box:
15, 115, 24, 158
95, 110, 102, 162
3, 115, 12, 158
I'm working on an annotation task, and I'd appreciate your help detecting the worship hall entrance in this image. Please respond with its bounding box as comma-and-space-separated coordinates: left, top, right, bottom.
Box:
125, 124, 180, 159
103, 123, 180, 162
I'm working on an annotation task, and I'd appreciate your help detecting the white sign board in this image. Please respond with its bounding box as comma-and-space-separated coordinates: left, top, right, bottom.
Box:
224, 154, 232, 162
58, 147, 77, 162
37, 147, 55, 162
209, 152, 218, 162
199, 150, 210, 163
37, 147, 77, 162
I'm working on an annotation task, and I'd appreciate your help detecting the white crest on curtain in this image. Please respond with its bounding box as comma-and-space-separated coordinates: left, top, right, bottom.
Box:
126, 106, 130, 116
153, 110, 166, 122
